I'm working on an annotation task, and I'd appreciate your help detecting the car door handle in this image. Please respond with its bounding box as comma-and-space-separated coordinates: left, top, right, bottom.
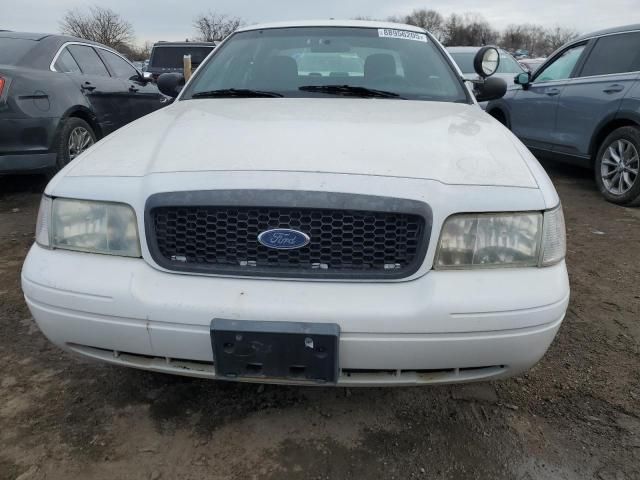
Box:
603, 84, 624, 94
81, 82, 96, 92
545, 88, 561, 96
129, 85, 139, 93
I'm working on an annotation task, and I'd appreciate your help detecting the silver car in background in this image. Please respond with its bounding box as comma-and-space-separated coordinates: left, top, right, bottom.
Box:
448, 46, 525, 109
448, 46, 526, 85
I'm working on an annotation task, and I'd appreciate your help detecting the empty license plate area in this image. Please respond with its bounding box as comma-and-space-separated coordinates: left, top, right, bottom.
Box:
211, 319, 340, 384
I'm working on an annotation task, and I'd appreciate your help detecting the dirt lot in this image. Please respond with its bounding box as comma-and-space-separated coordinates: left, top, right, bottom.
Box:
0, 164, 638, 480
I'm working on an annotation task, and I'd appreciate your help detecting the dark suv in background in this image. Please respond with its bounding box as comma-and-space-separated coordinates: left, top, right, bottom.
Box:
0, 32, 167, 174
487, 24, 640, 205
145, 41, 216, 81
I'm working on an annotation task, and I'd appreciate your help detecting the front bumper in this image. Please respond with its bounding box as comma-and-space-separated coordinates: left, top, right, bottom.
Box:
0, 152, 57, 173
0, 116, 59, 172
22, 245, 569, 386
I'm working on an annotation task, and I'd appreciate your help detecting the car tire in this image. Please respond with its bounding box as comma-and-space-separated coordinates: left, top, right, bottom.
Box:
594, 126, 640, 206
489, 109, 509, 128
55, 117, 97, 170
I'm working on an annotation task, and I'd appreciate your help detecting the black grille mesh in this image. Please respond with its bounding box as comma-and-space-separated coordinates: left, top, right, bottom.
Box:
151, 206, 426, 277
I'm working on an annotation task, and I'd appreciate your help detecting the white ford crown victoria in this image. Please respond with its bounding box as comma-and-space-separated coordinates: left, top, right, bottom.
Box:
22, 20, 569, 386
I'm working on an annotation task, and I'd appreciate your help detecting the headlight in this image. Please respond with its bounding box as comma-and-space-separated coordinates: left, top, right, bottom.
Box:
435, 206, 565, 269
36, 196, 141, 257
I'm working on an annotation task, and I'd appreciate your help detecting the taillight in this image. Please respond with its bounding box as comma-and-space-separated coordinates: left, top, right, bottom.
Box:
0, 76, 5, 96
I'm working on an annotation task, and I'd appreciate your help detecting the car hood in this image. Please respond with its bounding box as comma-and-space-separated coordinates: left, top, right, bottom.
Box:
66, 98, 538, 188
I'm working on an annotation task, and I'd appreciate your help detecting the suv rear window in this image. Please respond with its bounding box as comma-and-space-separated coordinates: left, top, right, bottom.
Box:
580, 31, 640, 77
0, 38, 37, 65
149, 46, 214, 69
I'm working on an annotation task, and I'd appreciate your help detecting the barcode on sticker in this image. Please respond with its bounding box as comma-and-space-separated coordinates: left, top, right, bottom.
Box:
378, 29, 428, 42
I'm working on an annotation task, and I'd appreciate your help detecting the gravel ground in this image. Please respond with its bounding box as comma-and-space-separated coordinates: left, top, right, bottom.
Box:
0, 163, 638, 480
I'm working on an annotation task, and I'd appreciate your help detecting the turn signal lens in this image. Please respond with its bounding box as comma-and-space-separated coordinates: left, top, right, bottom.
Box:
35, 196, 52, 247
540, 206, 566, 266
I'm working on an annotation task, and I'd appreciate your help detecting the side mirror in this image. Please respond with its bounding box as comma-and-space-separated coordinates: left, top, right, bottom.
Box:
143, 71, 153, 80
474, 76, 507, 102
473, 46, 500, 78
157, 73, 185, 98
131, 73, 149, 84
514, 72, 531, 86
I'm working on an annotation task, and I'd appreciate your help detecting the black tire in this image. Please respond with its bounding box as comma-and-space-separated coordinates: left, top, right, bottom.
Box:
594, 126, 640, 206
489, 109, 509, 128
55, 117, 97, 170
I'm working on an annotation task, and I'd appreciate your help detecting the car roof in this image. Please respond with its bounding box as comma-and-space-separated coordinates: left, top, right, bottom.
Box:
237, 19, 426, 34
446, 46, 481, 53
574, 23, 640, 42
0, 31, 101, 45
447, 46, 510, 54
0, 31, 52, 41
0, 32, 107, 69
153, 41, 216, 47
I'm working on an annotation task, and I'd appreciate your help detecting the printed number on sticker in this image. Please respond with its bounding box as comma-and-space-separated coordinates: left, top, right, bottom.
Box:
378, 29, 428, 42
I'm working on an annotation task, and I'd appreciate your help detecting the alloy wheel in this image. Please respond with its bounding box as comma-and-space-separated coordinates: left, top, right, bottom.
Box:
68, 126, 94, 161
600, 139, 639, 195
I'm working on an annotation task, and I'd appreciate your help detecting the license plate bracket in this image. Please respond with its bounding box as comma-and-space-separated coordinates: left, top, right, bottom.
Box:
211, 319, 340, 384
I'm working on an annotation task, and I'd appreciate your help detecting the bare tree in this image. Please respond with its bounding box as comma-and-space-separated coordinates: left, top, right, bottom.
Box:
546, 26, 578, 52
60, 6, 134, 50
116, 41, 152, 61
443, 13, 498, 46
193, 12, 243, 42
500, 24, 576, 56
402, 9, 445, 41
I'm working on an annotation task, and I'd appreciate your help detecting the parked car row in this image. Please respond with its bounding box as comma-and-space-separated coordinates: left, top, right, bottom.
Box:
0, 31, 168, 173
486, 24, 640, 205
3, 24, 639, 206
446, 29, 640, 205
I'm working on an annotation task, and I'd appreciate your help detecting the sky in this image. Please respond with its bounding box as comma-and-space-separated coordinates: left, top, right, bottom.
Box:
2, 0, 637, 45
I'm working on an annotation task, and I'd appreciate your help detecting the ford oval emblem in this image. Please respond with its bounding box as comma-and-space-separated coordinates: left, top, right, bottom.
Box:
257, 229, 310, 250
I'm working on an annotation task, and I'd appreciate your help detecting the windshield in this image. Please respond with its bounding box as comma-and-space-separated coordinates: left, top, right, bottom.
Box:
149, 46, 214, 69
181, 27, 468, 102
450, 50, 524, 75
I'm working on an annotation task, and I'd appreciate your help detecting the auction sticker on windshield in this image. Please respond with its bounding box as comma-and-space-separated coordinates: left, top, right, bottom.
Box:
378, 29, 428, 42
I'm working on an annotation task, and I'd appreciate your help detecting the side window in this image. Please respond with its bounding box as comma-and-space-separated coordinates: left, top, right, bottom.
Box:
54, 48, 82, 74
99, 49, 139, 79
580, 32, 640, 77
496, 53, 524, 74
67, 45, 110, 77
534, 44, 586, 83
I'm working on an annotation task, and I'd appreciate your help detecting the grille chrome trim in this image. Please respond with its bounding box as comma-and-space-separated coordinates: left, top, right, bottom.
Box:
145, 190, 432, 280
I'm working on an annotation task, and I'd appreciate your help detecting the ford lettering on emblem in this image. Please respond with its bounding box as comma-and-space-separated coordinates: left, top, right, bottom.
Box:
257, 229, 310, 250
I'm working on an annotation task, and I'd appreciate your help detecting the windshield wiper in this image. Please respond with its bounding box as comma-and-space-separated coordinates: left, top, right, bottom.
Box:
191, 89, 283, 99
299, 85, 404, 99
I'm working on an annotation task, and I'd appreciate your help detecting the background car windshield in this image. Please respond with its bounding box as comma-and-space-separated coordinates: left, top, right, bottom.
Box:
150, 46, 214, 68
450, 51, 524, 74
0, 38, 37, 65
183, 27, 468, 102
